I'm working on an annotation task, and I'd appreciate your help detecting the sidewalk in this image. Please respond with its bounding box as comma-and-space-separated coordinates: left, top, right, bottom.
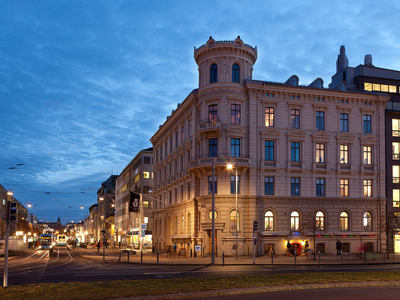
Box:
79, 248, 400, 266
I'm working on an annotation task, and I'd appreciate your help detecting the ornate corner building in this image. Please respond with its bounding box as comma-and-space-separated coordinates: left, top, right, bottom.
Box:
151, 37, 388, 257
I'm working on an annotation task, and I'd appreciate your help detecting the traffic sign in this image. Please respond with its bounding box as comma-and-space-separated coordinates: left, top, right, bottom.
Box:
141, 224, 147, 230
140, 229, 146, 237
195, 245, 201, 251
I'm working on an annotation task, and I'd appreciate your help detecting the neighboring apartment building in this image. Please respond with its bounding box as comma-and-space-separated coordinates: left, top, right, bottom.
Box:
151, 37, 388, 257
87, 203, 98, 243
329, 46, 400, 254
97, 175, 118, 244
115, 147, 153, 249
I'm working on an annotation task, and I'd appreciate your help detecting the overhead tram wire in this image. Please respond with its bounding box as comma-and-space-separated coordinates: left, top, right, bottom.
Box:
0, 140, 25, 166
0, 152, 17, 169
0, 182, 97, 196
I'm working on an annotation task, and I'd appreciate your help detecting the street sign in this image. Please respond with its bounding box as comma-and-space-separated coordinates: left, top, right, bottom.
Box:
195, 245, 201, 251
140, 229, 146, 237
141, 224, 147, 230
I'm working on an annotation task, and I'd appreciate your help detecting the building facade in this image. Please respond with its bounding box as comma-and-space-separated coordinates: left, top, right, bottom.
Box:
97, 175, 118, 244
151, 37, 388, 257
115, 147, 153, 249
330, 46, 400, 254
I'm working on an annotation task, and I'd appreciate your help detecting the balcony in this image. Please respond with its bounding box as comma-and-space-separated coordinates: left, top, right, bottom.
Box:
197, 119, 221, 135
187, 154, 251, 175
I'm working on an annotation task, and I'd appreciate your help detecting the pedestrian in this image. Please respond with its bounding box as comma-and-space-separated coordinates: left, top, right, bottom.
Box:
97, 240, 101, 252
119, 241, 121, 249
336, 239, 342, 255
173, 243, 177, 258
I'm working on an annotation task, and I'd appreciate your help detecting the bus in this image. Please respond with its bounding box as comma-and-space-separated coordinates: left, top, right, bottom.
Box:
57, 234, 67, 246
39, 234, 54, 249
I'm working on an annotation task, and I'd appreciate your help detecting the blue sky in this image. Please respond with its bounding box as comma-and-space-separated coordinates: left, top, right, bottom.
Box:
1, 0, 399, 223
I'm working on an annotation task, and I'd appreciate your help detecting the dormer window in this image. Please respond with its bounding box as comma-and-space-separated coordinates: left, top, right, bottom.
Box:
317, 80, 322, 89
292, 77, 297, 86
210, 64, 218, 83
232, 63, 240, 83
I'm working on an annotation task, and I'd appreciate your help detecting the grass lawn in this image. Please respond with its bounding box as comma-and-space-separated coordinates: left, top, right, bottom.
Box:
1, 272, 400, 299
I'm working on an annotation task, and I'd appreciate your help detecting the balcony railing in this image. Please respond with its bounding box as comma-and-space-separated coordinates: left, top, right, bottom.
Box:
188, 154, 251, 169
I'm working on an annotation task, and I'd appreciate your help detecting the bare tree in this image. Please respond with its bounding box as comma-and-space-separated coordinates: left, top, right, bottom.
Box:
300, 208, 319, 260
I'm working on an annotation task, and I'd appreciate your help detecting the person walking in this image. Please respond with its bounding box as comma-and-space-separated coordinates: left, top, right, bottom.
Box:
173, 243, 177, 258
96, 240, 101, 252
336, 239, 342, 255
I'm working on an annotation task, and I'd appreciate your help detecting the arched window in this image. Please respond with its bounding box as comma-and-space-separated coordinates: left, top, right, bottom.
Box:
340, 82, 346, 91
229, 210, 240, 232
210, 64, 218, 83
290, 211, 300, 231
264, 211, 274, 231
232, 63, 240, 83
316, 211, 325, 230
340, 211, 349, 231
291, 77, 297, 86
363, 212, 372, 231
317, 80, 322, 89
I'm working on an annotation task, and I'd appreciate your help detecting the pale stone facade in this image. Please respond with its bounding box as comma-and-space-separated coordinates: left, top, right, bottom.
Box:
151, 37, 388, 257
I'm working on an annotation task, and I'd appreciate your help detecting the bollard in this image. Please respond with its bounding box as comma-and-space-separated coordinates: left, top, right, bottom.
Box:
362, 251, 364, 263
141, 250, 143, 263
222, 251, 225, 266
127, 251, 130, 262
318, 251, 321, 265
341, 250, 343, 264
294, 249, 296, 265
119, 250, 121, 262
157, 251, 159, 264
271, 250, 274, 265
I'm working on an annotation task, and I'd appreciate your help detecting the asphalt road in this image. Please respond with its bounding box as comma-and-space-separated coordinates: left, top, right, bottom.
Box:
2, 247, 400, 286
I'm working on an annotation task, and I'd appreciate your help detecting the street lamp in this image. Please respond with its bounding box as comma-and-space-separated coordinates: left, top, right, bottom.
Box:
227, 162, 238, 260
211, 160, 216, 265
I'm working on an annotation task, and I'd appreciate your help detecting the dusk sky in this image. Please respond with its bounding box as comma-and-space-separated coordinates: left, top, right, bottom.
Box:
1, 1, 400, 223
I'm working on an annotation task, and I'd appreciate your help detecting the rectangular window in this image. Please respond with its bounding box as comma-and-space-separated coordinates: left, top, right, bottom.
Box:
316, 143, 325, 163
209, 138, 218, 157
170, 137, 173, 152
175, 131, 178, 148
340, 179, 349, 197
230, 175, 240, 194
393, 142, 400, 160
265, 141, 274, 161
394, 189, 400, 208
209, 104, 218, 122
316, 178, 325, 196
208, 176, 217, 194
231, 104, 241, 124
291, 178, 300, 196
389, 85, 397, 93
291, 109, 300, 129
364, 115, 371, 133
393, 119, 400, 137
264, 177, 274, 195
188, 120, 192, 137
160, 146, 163, 160
340, 113, 348, 132
393, 166, 399, 183
363, 146, 372, 165
291, 142, 300, 162
231, 138, 240, 157
364, 82, 372, 91
316, 111, 325, 130
143, 172, 150, 179
265, 107, 274, 127
144, 157, 151, 164
364, 179, 372, 197
340, 144, 349, 164
181, 126, 184, 143
143, 201, 149, 208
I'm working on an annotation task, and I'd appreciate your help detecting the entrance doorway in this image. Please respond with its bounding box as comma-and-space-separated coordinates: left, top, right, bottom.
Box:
291, 242, 301, 256
208, 229, 217, 255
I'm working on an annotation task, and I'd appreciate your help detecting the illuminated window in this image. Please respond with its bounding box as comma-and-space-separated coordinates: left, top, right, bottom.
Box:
264, 211, 274, 231
363, 212, 372, 231
363, 146, 372, 165
231, 104, 241, 124
290, 211, 300, 231
393, 142, 400, 160
393, 166, 399, 183
340, 144, 349, 164
316, 143, 325, 163
143, 201, 149, 208
389, 85, 397, 93
265, 107, 274, 127
364, 82, 372, 91
143, 172, 150, 179
316, 211, 325, 230
394, 190, 400, 208
364, 179, 372, 197
340, 212, 349, 231
392, 119, 400, 137
229, 210, 240, 232
208, 210, 218, 220
208, 104, 218, 122
340, 179, 349, 196
381, 84, 389, 92
373, 83, 380, 91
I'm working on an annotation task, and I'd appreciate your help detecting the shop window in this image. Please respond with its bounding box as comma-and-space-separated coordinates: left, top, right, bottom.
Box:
316, 243, 325, 253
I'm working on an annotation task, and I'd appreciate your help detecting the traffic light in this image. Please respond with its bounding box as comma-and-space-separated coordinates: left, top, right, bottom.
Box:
129, 192, 140, 212
253, 221, 258, 232
6, 202, 17, 222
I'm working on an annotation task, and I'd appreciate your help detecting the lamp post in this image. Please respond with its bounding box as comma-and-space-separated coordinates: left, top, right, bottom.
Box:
227, 162, 238, 260
211, 160, 216, 265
